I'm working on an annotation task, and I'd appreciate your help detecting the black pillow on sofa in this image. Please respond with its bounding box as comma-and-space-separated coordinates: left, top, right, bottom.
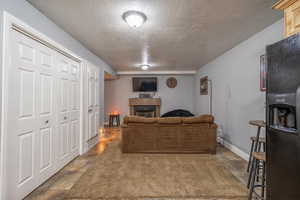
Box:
161, 109, 194, 117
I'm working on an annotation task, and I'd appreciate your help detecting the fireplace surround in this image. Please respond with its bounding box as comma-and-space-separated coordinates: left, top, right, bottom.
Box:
129, 98, 161, 117
134, 105, 156, 117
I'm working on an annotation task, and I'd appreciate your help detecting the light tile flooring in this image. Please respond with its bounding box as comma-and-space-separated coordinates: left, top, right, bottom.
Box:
25, 128, 248, 200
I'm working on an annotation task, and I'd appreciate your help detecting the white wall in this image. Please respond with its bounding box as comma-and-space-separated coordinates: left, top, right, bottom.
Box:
105, 75, 196, 122
195, 19, 284, 154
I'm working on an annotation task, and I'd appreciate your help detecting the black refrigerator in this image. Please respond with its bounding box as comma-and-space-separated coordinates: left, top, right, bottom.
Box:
266, 33, 300, 200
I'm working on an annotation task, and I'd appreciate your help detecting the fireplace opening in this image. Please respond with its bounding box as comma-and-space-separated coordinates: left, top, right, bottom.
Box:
134, 105, 157, 117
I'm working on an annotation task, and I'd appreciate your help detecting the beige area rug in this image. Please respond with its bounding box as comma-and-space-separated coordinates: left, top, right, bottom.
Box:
67, 142, 247, 199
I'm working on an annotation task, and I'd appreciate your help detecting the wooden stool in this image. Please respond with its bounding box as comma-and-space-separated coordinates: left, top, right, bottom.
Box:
248, 152, 266, 200
247, 137, 266, 172
247, 120, 265, 188
109, 114, 120, 127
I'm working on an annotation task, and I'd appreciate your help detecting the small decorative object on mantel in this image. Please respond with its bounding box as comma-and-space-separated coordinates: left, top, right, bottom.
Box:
166, 77, 177, 88
139, 93, 152, 98
260, 54, 267, 91
200, 76, 208, 95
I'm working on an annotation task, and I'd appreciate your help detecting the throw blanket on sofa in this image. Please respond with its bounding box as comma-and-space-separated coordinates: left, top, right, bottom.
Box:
161, 109, 194, 117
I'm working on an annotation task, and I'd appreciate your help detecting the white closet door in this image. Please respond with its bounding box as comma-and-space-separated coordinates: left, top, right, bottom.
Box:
6, 30, 56, 199
87, 63, 100, 141
69, 60, 80, 157
87, 65, 95, 141
56, 54, 71, 168
6, 30, 81, 200
94, 71, 100, 137
56, 54, 81, 167
36, 41, 57, 183
56, 54, 80, 167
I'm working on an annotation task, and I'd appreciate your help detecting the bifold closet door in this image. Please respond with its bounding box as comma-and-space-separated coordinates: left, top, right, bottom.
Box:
6, 30, 80, 200
87, 64, 100, 141
7, 30, 56, 200
94, 71, 100, 138
56, 54, 80, 168
69, 59, 80, 157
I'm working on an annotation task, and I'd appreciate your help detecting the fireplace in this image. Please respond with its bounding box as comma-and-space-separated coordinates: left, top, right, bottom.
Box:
129, 98, 161, 117
134, 105, 156, 117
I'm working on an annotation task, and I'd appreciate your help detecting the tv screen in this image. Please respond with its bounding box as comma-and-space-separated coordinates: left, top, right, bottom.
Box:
132, 77, 157, 92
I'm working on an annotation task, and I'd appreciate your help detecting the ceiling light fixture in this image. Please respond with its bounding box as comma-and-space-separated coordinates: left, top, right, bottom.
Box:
122, 10, 147, 28
140, 64, 150, 70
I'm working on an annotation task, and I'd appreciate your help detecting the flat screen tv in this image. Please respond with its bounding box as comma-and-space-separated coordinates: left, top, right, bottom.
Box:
132, 77, 157, 92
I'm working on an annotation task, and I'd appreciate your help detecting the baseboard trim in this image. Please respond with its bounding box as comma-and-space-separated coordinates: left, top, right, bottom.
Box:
82, 136, 99, 154
218, 137, 249, 161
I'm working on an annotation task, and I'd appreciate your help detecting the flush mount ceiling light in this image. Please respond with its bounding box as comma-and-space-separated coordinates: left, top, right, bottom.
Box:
140, 64, 150, 70
122, 10, 147, 28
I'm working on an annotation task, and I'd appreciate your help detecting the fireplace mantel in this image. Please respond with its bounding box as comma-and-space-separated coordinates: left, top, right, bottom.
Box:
129, 98, 161, 117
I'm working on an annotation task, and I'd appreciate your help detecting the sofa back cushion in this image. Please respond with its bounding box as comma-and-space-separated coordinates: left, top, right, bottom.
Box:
123, 116, 157, 124
123, 114, 214, 125
182, 114, 214, 124
157, 117, 182, 124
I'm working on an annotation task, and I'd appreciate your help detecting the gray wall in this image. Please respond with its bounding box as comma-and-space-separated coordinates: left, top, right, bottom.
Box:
195, 19, 284, 154
104, 75, 196, 122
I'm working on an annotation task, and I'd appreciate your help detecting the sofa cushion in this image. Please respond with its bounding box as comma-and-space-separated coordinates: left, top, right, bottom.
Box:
157, 117, 182, 124
123, 116, 157, 124
182, 115, 214, 124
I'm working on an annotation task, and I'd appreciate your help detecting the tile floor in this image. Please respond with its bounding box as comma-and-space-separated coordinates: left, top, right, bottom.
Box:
25, 127, 248, 200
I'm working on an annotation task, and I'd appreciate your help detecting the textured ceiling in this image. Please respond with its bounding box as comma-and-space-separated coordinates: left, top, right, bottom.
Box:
28, 0, 282, 71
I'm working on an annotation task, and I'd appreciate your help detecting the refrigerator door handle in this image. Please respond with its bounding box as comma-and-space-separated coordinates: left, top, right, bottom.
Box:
296, 86, 300, 134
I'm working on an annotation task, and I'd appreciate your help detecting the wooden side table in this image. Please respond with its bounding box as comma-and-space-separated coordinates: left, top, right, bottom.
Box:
109, 114, 120, 127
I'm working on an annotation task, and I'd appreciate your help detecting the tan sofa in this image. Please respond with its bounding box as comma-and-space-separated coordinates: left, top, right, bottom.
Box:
121, 115, 217, 154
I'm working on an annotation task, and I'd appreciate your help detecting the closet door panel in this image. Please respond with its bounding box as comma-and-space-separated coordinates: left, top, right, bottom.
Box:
88, 112, 95, 140
19, 69, 36, 118
39, 74, 52, 114
60, 78, 69, 113
39, 127, 52, 171
58, 77, 70, 163
14, 33, 38, 192
36, 43, 56, 182
94, 71, 100, 137
87, 66, 95, 140
70, 81, 80, 154
7, 31, 39, 200
70, 61, 80, 81
70, 120, 79, 152
69, 60, 80, 155
59, 121, 69, 160
86, 64, 100, 141
18, 131, 35, 184
56, 55, 71, 166
95, 112, 100, 136
88, 69, 95, 107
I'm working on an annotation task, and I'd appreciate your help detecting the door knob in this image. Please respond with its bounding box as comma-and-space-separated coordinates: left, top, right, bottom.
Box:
88, 108, 93, 112
45, 120, 49, 124
64, 116, 67, 120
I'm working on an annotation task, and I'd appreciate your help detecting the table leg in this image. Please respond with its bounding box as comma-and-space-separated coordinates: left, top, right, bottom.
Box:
247, 126, 262, 188
254, 126, 261, 152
